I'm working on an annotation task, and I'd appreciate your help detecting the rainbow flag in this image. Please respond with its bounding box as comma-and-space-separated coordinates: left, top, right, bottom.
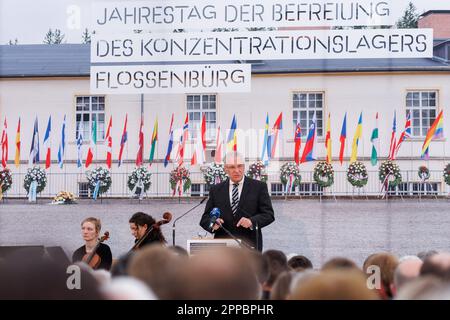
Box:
149, 118, 158, 166
421, 110, 444, 159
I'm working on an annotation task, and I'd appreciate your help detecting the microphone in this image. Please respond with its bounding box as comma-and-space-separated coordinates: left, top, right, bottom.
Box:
208, 207, 221, 231
172, 196, 208, 246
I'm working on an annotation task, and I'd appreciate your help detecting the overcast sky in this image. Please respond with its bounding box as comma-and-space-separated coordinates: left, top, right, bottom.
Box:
1, 0, 450, 44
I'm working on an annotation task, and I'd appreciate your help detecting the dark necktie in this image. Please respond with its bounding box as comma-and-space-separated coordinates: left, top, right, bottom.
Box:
231, 183, 239, 215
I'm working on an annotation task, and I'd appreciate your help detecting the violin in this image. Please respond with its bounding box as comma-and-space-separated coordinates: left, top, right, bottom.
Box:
82, 231, 109, 269
130, 212, 172, 252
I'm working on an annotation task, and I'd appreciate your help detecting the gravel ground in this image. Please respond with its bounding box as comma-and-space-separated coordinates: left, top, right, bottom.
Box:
1, 198, 450, 268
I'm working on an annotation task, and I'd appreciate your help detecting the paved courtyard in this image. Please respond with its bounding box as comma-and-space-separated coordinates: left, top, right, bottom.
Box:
1, 198, 450, 268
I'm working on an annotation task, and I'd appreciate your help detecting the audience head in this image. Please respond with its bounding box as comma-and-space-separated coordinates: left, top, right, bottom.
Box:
289, 269, 379, 300
322, 257, 358, 271
363, 252, 399, 299
288, 255, 313, 271
393, 256, 423, 294
263, 250, 289, 287
420, 252, 450, 280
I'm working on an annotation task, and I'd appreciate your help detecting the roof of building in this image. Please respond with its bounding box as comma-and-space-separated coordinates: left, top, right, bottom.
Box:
1, 43, 449, 78
420, 10, 450, 18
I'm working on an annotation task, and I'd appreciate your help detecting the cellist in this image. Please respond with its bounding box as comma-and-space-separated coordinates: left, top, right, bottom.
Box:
72, 217, 112, 270
129, 212, 167, 249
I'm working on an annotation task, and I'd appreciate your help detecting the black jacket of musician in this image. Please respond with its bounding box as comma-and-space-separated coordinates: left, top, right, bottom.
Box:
200, 177, 275, 251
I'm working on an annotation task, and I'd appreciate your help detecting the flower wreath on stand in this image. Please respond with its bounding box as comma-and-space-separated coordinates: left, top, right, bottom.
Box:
86, 167, 112, 199
203, 163, 228, 186
444, 163, 450, 186
418, 166, 430, 181
314, 161, 335, 188
347, 161, 368, 188
0, 168, 13, 196
170, 166, 191, 196
246, 161, 268, 183
24, 166, 47, 198
280, 162, 301, 194
128, 167, 152, 198
378, 160, 402, 188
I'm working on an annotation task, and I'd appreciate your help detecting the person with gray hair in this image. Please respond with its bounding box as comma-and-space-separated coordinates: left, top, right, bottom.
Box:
200, 151, 275, 251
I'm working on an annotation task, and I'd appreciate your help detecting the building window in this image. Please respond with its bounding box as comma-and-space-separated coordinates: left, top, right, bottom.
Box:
187, 94, 216, 140
270, 183, 284, 196
406, 91, 438, 137
293, 92, 324, 137
76, 96, 105, 141
190, 183, 210, 197
299, 183, 323, 196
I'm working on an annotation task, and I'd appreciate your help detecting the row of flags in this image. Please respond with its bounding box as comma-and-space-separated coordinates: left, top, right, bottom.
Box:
0, 111, 445, 170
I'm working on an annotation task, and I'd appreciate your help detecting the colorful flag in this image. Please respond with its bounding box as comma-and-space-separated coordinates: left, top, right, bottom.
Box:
164, 114, 174, 167
177, 113, 189, 166
43, 116, 51, 169
149, 118, 158, 166
270, 112, 283, 158
118, 114, 128, 167
226, 115, 237, 152
29, 117, 40, 165
388, 111, 397, 160
300, 114, 316, 163
421, 110, 444, 159
105, 116, 112, 169
85, 118, 97, 168
350, 112, 363, 163
394, 111, 411, 157
433, 113, 444, 139
339, 113, 347, 165
57, 115, 66, 169
261, 114, 270, 166
1, 118, 8, 168
76, 121, 83, 168
370, 113, 379, 166
214, 126, 223, 164
136, 112, 144, 167
14, 118, 20, 167
192, 115, 206, 166
294, 122, 302, 165
325, 113, 332, 163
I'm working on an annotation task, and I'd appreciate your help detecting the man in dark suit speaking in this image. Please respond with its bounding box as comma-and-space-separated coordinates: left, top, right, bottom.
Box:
200, 152, 275, 251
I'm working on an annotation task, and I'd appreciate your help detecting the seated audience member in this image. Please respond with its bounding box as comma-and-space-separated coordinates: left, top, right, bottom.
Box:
392, 256, 423, 296
289, 270, 379, 300
363, 252, 399, 299
262, 250, 289, 299
248, 251, 270, 299
0, 248, 103, 299
270, 271, 296, 300
180, 247, 260, 300
288, 255, 313, 271
127, 245, 184, 299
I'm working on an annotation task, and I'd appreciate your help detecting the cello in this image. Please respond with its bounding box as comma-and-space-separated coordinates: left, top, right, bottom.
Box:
82, 231, 110, 269
129, 212, 172, 252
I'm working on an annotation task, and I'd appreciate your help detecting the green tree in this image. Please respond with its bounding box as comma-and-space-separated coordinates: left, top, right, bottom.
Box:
82, 28, 91, 44
8, 38, 18, 45
43, 29, 54, 44
396, 2, 419, 29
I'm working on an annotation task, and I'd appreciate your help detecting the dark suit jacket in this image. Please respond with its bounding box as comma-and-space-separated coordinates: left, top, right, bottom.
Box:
200, 177, 275, 251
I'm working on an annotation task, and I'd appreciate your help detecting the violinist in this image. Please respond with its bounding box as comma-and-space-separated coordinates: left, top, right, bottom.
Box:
72, 217, 112, 270
129, 212, 167, 249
